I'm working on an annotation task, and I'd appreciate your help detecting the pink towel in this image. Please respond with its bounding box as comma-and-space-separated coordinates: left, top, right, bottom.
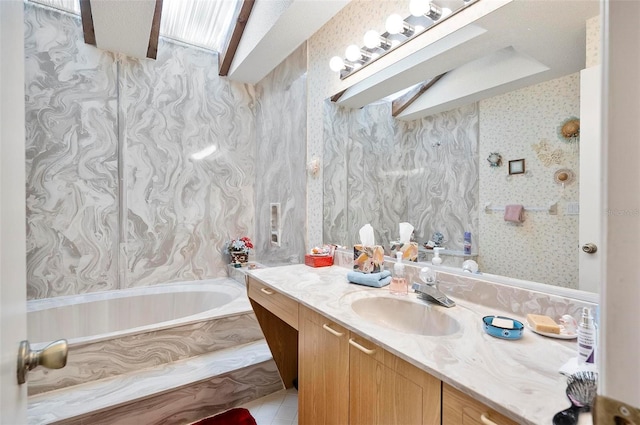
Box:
504, 204, 525, 223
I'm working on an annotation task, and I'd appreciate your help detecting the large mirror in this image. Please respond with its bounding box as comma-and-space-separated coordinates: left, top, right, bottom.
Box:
322, 0, 600, 293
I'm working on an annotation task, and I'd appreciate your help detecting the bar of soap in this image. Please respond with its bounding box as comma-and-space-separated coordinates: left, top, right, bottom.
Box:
526, 314, 560, 334
491, 317, 515, 329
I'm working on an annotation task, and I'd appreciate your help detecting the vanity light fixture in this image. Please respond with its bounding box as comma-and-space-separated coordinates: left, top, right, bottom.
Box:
363, 30, 392, 50
329, 0, 480, 79
385, 14, 415, 37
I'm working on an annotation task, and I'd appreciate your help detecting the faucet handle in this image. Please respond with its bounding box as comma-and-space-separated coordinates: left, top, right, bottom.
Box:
419, 267, 436, 284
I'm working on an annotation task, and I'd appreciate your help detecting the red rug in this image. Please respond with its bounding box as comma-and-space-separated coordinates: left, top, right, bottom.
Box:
190, 408, 257, 425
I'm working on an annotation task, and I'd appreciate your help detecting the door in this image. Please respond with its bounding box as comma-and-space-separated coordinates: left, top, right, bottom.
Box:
0, 1, 28, 424
578, 65, 603, 293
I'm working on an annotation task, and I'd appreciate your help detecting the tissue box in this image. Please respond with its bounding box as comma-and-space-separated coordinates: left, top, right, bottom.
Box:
353, 245, 385, 273
304, 254, 333, 268
389, 241, 419, 262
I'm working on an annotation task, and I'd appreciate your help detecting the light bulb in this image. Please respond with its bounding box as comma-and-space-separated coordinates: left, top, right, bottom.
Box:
385, 14, 404, 34
363, 30, 391, 50
385, 14, 414, 36
409, 0, 427, 17
345, 44, 362, 62
329, 56, 345, 72
364, 30, 381, 49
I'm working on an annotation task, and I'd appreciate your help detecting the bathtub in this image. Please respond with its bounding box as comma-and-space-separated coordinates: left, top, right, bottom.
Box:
27, 277, 283, 424
28, 278, 251, 347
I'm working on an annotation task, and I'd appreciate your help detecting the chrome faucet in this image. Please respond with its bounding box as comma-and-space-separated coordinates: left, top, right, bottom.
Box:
412, 267, 456, 308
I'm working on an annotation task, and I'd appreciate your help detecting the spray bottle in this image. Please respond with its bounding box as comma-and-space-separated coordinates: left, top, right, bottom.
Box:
577, 307, 596, 364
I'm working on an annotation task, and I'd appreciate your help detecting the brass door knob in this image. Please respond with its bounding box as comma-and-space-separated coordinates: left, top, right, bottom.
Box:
17, 339, 68, 384
582, 243, 598, 254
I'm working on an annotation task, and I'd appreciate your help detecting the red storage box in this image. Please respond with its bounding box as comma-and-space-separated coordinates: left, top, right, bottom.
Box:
304, 254, 333, 267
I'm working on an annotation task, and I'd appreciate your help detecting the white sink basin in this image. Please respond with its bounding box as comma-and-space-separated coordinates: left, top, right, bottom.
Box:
350, 296, 461, 336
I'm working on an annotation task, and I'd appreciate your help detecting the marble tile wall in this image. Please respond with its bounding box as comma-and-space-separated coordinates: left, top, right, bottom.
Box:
118, 38, 256, 288
25, 3, 305, 298
254, 45, 307, 265
25, 3, 119, 299
323, 101, 479, 252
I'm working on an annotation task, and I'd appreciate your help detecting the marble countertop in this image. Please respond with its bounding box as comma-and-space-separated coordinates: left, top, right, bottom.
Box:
248, 264, 591, 425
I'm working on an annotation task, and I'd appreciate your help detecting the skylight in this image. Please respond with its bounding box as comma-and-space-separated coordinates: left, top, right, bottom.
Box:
27, 0, 241, 53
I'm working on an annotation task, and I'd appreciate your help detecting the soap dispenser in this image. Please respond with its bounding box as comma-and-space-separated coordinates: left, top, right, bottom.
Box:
389, 252, 407, 295
432, 247, 443, 266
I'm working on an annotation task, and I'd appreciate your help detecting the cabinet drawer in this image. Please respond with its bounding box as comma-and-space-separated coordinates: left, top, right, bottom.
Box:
248, 278, 299, 330
443, 383, 518, 425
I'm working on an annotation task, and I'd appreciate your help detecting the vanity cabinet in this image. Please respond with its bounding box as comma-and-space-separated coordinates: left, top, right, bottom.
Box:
348, 334, 441, 425
299, 305, 440, 425
247, 277, 517, 425
443, 383, 517, 425
247, 277, 298, 388
299, 306, 350, 424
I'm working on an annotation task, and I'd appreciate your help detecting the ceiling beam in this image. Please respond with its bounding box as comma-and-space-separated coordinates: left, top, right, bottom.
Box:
219, 0, 255, 77
391, 73, 445, 117
79, 0, 96, 47
146, 0, 163, 60
79, 0, 162, 60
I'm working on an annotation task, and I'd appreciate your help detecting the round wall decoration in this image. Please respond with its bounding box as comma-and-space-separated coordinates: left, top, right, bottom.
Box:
558, 117, 580, 143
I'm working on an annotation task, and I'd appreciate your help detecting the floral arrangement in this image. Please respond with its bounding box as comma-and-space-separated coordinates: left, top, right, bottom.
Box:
227, 236, 253, 254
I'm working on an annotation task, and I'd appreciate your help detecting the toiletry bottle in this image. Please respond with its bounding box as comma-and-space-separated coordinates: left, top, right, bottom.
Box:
464, 231, 472, 255
577, 307, 596, 364
390, 252, 407, 295
432, 247, 443, 265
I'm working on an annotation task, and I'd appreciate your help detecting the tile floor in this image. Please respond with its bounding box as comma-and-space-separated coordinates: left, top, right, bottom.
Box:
241, 387, 298, 425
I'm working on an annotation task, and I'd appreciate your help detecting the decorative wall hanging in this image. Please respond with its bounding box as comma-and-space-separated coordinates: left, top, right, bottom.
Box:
532, 139, 564, 167
486, 152, 502, 167
558, 117, 580, 143
307, 157, 321, 178
554, 168, 576, 188
508, 159, 525, 175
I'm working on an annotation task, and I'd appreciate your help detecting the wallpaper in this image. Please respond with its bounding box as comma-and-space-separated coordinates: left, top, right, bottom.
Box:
478, 73, 580, 288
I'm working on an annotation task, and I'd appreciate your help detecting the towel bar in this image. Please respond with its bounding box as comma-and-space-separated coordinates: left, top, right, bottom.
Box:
484, 202, 557, 215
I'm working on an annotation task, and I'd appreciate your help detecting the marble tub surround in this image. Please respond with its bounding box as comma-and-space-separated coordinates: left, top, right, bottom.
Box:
28, 340, 282, 425
249, 264, 593, 424
27, 279, 251, 346
27, 278, 284, 423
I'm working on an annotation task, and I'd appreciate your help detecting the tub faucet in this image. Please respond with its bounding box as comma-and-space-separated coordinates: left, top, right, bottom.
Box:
412, 267, 456, 308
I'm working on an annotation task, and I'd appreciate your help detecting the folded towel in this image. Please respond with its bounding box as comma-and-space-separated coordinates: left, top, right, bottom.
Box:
504, 204, 525, 223
347, 270, 392, 288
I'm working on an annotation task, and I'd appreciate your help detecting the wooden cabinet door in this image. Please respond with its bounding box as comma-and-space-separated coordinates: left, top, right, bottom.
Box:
299, 306, 350, 425
443, 383, 518, 425
349, 335, 440, 425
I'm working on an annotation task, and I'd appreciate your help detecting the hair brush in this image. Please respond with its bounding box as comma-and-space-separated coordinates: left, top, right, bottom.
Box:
553, 371, 598, 425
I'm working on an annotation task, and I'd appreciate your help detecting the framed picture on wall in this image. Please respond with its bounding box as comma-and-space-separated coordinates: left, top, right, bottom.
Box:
508, 159, 525, 175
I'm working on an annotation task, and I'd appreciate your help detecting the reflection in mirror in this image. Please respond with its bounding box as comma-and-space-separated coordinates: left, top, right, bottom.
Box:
323, 73, 582, 290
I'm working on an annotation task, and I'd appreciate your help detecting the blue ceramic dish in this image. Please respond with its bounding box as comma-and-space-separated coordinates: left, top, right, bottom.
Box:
482, 316, 524, 340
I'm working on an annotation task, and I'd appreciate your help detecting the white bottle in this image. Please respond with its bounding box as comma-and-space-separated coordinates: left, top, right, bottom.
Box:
389, 252, 407, 295
577, 307, 596, 364
432, 247, 443, 265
